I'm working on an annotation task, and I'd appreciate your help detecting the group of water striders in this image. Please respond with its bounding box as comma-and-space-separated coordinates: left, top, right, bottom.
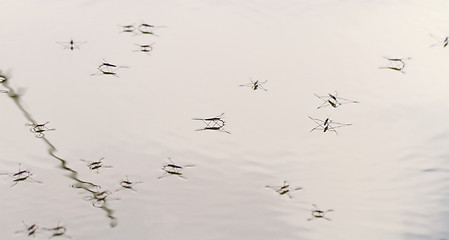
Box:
1, 25, 449, 237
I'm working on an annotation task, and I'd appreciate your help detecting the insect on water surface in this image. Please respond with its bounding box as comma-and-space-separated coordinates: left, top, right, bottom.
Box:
57, 39, 87, 51
91, 60, 129, 77
308, 204, 334, 221
83, 186, 119, 207
239, 78, 268, 91
193, 113, 231, 134
0, 163, 42, 187
265, 180, 302, 199
308, 116, 352, 135
15, 221, 40, 237
134, 43, 155, 55
134, 22, 166, 36
158, 157, 195, 180
116, 176, 143, 192
80, 157, 112, 173
379, 56, 411, 74
42, 222, 70, 239
26, 122, 55, 138
314, 92, 358, 109
119, 24, 135, 33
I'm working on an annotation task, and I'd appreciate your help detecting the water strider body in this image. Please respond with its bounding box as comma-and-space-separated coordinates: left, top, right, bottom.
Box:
134, 43, 155, 55
308, 204, 334, 221
158, 158, 195, 180
308, 116, 352, 135
119, 24, 135, 33
1, 163, 42, 187
239, 78, 268, 91
117, 176, 142, 192
193, 113, 230, 134
92, 60, 129, 77
379, 56, 411, 74
57, 39, 86, 51
80, 157, 112, 173
26, 122, 55, 138
15, 221, 40, 237
314, 92, 358, 109
266, 181, 302, 199
42, 222, 70, 238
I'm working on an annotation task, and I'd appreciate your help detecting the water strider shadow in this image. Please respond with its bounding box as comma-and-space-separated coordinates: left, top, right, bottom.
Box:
0, 71, 118, 228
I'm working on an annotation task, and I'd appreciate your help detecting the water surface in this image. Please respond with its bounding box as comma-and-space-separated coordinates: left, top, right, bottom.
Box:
1, 0, 449, 239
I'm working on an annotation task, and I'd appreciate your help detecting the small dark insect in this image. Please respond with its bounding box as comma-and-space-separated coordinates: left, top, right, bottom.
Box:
308, 116, 351, 135
42, 222, 70, 239
158, 157, 195, 180
92, 67, 118, 77
133, 22, 167, 36
314, 92, 358, 109
239, 78, 268, 91
26, 122, 55, 138
1, 163, 42, 187
80, 157, 112, 173
119, 24, 135, 33
99, 60, 118, 68
162, 157, 195, 171
57, 39, 87, 51
308, 204, 334, 221
135, 23, 165, 36
193, 113, 230, 134
116, 176, 143, 192
141, 23, 155, 28
137, 23, 156, 35
379, 56, 411, 74
15, 221, 40, 237
266, 180, 302, 199
83, 187, 119, 207
91, 60, 129, 77
134, 43, 155, 55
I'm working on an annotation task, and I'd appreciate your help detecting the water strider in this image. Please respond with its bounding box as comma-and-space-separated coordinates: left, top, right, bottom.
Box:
308, 116, 352, 135
56, 39, 87, 51
193, 113, 230, 134
266, 180, 302, 199
314, 92, 358, 109
158, 157, 195, 180
307, 204, 334, 221
80, 157, 112, 173
379, 56, 411, 74
26, 122, 55, 138
239, 78, 268, 91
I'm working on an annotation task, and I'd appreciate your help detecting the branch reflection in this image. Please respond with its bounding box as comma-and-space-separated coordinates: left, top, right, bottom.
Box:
0, 71, 118, 228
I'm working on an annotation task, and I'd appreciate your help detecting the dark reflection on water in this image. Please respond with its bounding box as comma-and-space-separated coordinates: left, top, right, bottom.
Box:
0, 71, 118, 228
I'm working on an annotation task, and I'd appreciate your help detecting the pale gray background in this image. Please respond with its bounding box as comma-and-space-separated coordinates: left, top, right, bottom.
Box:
1, 0, 449, 239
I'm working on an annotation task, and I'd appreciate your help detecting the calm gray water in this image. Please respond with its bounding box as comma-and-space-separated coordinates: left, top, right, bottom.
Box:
1, 0, 449, 239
